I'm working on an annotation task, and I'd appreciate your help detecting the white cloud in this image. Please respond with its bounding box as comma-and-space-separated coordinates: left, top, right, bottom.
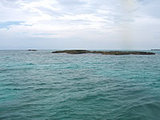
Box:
0, 0, 160, 49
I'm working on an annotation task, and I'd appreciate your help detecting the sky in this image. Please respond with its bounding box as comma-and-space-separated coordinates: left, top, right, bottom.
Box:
0, 0, 160, 50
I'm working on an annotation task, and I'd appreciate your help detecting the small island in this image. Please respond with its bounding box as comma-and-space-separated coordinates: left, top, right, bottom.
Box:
52, 50, 155, 55
28, 49, 37, 51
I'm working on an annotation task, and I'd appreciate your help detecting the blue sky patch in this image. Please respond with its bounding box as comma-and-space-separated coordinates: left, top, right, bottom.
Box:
0, 21, 24, 29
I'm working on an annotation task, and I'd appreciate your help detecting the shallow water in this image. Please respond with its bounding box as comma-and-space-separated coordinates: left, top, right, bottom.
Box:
0, 50, 160, 120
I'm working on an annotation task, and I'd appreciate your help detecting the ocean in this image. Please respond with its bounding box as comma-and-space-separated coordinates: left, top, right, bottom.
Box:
0, 50, 160, 120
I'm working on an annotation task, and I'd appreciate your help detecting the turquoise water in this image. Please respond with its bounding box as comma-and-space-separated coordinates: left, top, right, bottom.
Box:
0, 50, 160, 120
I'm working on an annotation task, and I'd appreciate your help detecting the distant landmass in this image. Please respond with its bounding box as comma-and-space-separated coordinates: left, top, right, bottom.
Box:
28, 49, 37, 51
151, 49, 160, 51
52, 50, 155, 55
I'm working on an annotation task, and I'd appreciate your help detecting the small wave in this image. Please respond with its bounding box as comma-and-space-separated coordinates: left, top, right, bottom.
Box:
117, 101, 160, 120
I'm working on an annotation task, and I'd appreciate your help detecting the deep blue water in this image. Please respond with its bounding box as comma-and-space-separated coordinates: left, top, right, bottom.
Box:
0, 50, 160, 120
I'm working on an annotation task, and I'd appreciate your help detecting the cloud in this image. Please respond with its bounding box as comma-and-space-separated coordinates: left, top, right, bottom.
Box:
0, 0, 160, 49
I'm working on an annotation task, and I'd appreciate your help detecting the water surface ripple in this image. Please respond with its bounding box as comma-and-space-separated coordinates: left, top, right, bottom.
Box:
0, 50, 160, 120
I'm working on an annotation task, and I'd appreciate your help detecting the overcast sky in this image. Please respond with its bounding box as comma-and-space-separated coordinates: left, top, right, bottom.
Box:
0, 0, 160, 50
